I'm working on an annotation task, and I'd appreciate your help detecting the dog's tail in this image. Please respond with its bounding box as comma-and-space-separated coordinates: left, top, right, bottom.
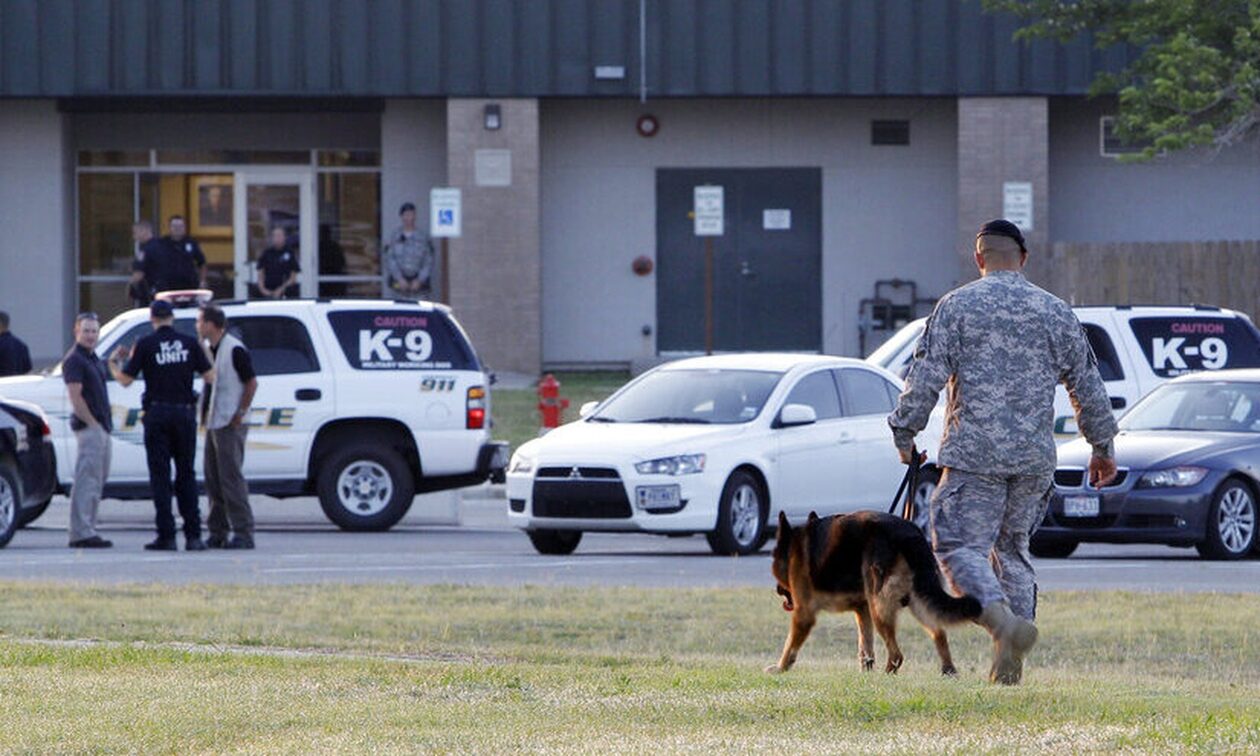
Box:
900, 531, 982, 624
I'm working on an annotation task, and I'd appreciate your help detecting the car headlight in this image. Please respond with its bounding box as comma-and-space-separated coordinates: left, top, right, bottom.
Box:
509, 452, 534, 474
634, 454, 706, 476
1137, 466, 1209, 489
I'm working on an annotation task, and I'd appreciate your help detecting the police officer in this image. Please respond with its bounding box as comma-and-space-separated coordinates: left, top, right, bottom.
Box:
382, 202, 434, 299
161, 215, 207, 289
109, 300, 215, 551
128, 221, 164, 306
888, 219, 1118, 685
255, 226, 301, 299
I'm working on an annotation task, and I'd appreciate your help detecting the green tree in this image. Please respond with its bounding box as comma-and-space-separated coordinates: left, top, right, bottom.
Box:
983, 0, 1260, 160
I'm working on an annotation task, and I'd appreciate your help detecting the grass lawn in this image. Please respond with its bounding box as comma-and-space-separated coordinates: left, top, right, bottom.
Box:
490, 371, 630, 452
0, 584, 1257, 752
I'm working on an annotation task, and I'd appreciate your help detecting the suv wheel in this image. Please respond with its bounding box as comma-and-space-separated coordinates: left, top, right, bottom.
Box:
1197, 479, 1257, 560
0, 463, 21, 548
527, 529, 582, 555
317, 445, 416, 531
707, 470, 766, 556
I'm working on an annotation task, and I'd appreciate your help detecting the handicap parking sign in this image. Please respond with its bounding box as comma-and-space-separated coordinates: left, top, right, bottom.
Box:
430, 188, 462, 238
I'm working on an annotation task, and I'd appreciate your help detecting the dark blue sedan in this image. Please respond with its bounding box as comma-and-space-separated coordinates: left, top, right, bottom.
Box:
1034, 371, 1260, 560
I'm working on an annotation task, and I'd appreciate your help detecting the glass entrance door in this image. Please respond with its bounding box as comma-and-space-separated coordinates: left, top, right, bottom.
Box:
233, 171, 316, 299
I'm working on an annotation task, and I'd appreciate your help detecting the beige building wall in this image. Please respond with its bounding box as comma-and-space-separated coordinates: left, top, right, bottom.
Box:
957, 97, 1050, 283
381, 100, 448, 283
445, 99, 541, 375
0, 100, 73, 366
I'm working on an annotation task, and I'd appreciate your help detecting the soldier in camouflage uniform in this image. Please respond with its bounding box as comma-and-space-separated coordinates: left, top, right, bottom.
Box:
888, 219, 1119, 685
383, 202, 435, 299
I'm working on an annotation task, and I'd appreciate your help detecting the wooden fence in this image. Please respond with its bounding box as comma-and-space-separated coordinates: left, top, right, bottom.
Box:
1041, 241, 1260, 321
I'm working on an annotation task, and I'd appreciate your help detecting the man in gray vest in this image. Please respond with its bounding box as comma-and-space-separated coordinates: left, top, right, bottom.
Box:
196, 304, 258, 549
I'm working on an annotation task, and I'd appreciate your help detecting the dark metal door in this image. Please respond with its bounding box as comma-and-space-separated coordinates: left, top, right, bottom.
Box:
656, 168, 821, 352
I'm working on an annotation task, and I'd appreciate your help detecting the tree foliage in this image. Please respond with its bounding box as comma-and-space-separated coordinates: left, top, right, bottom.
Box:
983, 0, 1260, 160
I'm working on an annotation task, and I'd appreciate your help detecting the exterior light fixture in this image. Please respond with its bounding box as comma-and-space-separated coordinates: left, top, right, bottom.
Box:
484, 104, 502, 130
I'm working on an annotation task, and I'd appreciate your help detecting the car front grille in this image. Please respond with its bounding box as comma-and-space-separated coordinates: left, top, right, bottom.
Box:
1053, 468, 1128, 488
532, 479, 632, 519
536, 466, 621, 480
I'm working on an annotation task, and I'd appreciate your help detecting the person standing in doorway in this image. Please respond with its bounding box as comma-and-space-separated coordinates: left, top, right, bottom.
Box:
162, 215, 207, 289
0, 311, 32, 376
109, 300, 214, 552
382, 202, 434, 299
62, 312, 113, 548
255, 226, 300, 299
197, 304, 258, 550
888, 219, 1118, 685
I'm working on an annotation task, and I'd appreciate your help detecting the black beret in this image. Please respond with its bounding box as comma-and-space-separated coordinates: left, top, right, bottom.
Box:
976, 219, 1027, 252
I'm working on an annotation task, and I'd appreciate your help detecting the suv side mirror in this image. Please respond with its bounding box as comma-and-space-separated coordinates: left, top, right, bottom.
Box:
578, 401, 600, 419
778, 404, 817, 428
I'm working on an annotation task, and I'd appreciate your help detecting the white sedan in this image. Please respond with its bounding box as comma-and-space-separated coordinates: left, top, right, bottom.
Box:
506, 354, 942, 556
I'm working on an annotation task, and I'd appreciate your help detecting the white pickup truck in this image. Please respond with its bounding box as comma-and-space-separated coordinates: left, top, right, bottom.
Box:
868, 305, 1260, 439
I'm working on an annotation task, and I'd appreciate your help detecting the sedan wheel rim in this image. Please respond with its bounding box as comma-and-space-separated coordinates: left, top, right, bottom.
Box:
336, 461, 393, 516
730, 484, 761, 547
0, 477, 14, 532
1217, 488, 1255, 553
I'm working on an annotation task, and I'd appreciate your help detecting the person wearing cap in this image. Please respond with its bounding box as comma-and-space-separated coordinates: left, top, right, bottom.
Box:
382, 201, 435, 299
887, 219, 1118, 685
62, 312, 113, 548
109, 300, 214, 552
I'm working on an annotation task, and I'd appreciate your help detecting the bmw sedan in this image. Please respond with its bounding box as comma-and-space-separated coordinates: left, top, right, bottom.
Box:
1035, 371, 1260, 560
506, 354, 942, 556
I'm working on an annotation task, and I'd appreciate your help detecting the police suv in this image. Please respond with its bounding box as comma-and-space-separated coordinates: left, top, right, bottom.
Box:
0, 297, 508, 531
868, 305, 1260, 438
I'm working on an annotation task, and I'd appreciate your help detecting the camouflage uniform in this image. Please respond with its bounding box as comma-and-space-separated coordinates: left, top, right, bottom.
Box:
888, 270, 1117, 619
382, 227, 435, 296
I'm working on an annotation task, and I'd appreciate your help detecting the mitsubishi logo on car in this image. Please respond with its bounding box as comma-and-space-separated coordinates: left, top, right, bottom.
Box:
569, 467, 582, 479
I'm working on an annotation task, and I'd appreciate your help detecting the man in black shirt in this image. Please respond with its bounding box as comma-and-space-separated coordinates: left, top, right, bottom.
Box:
109, 300, 215, 551
62, 312, 113, 548
131, 219, 201, 298
0, 311, 32, 376
161, 215, 207, 289
255, 226, 301, 299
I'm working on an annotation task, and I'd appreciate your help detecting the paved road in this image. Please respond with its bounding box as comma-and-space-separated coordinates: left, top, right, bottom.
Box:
1, 493, 1257, 591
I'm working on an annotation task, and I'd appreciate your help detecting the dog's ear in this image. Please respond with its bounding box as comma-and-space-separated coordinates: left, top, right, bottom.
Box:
777, 510, 791, 538
807, 510, 819, 525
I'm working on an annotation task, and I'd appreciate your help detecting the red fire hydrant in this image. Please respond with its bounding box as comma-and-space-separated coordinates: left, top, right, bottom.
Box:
537, 373, 570, 431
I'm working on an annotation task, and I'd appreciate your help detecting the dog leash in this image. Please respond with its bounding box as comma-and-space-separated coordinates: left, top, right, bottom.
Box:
888, 447, 920, 523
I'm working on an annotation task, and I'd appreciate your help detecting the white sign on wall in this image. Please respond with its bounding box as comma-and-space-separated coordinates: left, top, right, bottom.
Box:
430, 188, 462, 238
1002, 181, 1034, 232
474, 149, 512, 187
762, 209, 791, 230
694, 186, 724, 236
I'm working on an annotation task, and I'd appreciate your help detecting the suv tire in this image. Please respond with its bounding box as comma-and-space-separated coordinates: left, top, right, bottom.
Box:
317, 444, 416, 531
0, 463, 21, 548
527, 529, 582, 555
707, 470, 767, 556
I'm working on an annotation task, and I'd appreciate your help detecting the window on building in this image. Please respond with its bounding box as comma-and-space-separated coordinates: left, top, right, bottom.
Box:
318, 172, 382, 297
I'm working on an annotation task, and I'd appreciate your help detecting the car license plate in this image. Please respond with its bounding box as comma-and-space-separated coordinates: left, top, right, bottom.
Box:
637, 485, 681, 510
1062, 495, 1100, 518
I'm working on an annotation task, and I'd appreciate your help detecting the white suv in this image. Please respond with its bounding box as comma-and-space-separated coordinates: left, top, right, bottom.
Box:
0, 299, 508, 531
868, 305, 1260, 438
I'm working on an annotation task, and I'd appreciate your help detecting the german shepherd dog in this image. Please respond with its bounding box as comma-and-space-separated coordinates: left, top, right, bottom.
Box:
767, 510, 981, 675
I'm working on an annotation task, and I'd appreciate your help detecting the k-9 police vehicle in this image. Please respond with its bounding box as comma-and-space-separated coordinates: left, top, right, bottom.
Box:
0, 298, 508, 531
868, 305, 1260, 439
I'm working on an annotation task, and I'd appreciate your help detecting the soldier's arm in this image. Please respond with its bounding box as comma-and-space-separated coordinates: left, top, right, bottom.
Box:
1059, 315, 1119, 458
887, 302, 956, 453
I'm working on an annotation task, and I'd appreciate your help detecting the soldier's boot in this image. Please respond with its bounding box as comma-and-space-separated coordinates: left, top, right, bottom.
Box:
978, 601, 1038, 685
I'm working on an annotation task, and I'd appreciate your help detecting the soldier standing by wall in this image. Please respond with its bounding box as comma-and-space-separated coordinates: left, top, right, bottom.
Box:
109, 300, 215, 551
382, 202, 434, 299
888, 219, 1118, 685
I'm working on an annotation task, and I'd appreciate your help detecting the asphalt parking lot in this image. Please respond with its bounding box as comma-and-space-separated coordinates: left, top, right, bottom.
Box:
1, 488, 1257, 592
4, 486, 1254, 594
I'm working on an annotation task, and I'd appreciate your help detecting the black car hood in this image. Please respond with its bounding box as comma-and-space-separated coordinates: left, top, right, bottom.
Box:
1058, 430, 1260, 469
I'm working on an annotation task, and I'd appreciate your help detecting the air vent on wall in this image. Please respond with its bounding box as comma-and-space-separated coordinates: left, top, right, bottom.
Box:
871, 120, 910, 146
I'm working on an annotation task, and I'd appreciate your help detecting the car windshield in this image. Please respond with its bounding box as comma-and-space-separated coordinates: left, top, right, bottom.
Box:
1120, 381, 1260, 433
866, 320, 924, 375
590, 368, 783, 425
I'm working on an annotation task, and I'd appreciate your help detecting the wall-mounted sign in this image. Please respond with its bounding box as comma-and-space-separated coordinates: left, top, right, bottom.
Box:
474, 149, 512, 187
430, 188, 462, 238
694, 186, 724, 236
763, 209, 791, 230
1002, 181, 1033, 232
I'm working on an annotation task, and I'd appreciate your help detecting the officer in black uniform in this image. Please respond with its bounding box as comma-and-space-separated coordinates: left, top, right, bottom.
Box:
132, 219, 201, 300
160, 215, 207, 289
128, 221, 165, 306
109, 300, 215, 551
